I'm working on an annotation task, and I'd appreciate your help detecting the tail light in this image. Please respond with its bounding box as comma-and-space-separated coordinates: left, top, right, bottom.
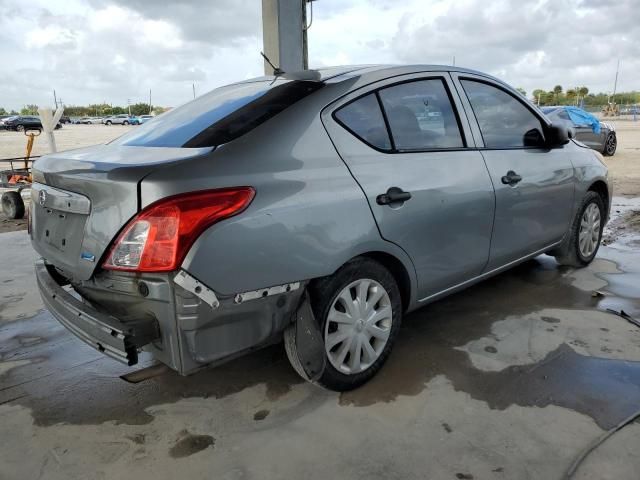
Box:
103, 187, 255, 272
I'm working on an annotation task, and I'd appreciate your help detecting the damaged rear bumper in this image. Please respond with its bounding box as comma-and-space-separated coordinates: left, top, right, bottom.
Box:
35, 259, 159, 365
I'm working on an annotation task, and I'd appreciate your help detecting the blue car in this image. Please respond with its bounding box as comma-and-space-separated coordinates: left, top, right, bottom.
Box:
542, 106, 616, 156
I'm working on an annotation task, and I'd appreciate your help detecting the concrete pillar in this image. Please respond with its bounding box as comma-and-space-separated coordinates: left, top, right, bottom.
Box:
262, 0, 308, 74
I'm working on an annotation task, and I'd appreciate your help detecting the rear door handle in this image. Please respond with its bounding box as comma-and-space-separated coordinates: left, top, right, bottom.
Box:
376, 187, 412, 205
501, 170, 522, 186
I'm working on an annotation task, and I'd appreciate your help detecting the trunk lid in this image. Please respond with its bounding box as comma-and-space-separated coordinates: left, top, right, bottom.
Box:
30, 144, 212, 281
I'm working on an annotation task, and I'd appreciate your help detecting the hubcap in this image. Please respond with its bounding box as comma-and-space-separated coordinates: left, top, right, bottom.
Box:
578, 203, 601, 258
324, 279, 392, 375
606, 136, 616, 154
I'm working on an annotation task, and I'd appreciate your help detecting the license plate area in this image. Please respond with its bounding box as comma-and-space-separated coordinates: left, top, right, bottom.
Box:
31, 183, 91, 271
41, 209, 85, 252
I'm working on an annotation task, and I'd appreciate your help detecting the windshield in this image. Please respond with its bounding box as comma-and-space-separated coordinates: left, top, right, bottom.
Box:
111, 78, 322, 148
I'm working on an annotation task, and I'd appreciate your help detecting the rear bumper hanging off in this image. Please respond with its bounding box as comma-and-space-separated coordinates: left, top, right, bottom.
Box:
35, 259, 159, 365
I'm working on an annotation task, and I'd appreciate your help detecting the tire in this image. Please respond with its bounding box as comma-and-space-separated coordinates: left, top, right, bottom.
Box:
306, 257, 402, 391
603, 133, 616, 156
123, 121, 129, 125
16, 125, 24, 132
1, 191, 25, 219
105, 121, 112, 126
552, 191, 605, 267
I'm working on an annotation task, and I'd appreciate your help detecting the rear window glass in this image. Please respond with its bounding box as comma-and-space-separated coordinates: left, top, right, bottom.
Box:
111, 79, 322, 148
334, 93, 391, 150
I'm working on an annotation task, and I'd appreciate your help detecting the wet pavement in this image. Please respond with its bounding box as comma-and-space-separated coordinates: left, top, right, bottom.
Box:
1, 197, 639, 479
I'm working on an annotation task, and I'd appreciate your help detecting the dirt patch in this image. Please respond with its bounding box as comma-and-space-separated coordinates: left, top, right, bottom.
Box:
0, 216, 27, 233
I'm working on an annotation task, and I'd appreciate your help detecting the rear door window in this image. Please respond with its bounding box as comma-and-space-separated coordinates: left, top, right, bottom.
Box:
461, 80, 545, 148
378, 79, 465, 150
334, 94, 391, 150
112, 79, 322, 148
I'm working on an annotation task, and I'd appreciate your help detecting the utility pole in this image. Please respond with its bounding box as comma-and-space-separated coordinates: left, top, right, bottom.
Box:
452, 56, 455, 66
261, 0, 309, 74
53, 90, 58, 109
149, 89, 152, 114
192, 83, 196, 99
612, 59, 620, 102
127, 98, 131, 116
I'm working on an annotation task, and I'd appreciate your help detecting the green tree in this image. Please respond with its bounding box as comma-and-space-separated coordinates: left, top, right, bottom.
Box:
20, 104, 38, 115
0, 107, 7, 115
111, 106, 126, 114
130, 103, 152, 116
10, 109, 18, 115
532, 89, 546, 104
566, 89, 577, 105
516, 87, 527, 97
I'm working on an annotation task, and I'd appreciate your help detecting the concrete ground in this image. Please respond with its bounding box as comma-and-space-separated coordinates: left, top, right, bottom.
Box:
1, 196, 639, 480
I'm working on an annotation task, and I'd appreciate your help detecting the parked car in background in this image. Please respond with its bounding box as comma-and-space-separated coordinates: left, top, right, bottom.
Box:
102, 114, 132, 125
542, 106, 616, 156
0, 115, 12, 129
128, 116, 141, 125
32, 65, 611, 391
138, 115, 153, 124
620, 106, 640, 115
3, 115, 62, 132
59, 116, 72, 124
76, 117, 103, 124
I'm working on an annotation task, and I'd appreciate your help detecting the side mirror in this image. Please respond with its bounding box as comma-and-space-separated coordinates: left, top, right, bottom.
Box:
546, 123, 573, 147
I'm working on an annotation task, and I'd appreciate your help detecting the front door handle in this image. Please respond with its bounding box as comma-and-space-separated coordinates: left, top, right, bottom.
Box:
501, 170, 522, 186
376, 187, 412, 206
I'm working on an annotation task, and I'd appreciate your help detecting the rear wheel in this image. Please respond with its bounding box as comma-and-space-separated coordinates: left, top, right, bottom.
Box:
16, 125, 24, 132
603, 133, 616, 156
1, 191, 25, 219
105, 121, 112, 126
307, 258, 402, 391
123, 120, 129, 125
553, 191, 604, 267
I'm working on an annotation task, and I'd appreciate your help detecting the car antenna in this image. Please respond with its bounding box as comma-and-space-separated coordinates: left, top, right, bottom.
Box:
260, 51, 285, 76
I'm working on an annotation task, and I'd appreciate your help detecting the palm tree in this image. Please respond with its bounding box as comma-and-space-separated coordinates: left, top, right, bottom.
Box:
553, 85, 563, 103
578, 86, 589, 107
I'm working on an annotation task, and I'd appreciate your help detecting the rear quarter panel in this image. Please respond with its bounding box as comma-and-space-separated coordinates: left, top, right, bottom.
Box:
140, 84, 419, 302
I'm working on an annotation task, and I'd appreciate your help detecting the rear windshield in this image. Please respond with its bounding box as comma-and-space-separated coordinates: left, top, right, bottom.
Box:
111, 79, 322, 148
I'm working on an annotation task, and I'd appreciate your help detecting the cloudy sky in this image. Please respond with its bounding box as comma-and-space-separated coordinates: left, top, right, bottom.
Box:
0, 0, 638, 111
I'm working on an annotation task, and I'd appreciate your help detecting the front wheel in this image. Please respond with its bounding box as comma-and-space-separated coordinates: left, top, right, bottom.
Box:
16, 125, 24, 132
105, 121, 112, 125
553, 191, 605, 267
603, 133, 616, 156
303, 258, 402, 391
123, 121, 129, 125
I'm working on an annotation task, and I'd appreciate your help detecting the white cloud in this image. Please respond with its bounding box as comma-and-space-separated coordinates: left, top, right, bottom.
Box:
0, 0, 638, 111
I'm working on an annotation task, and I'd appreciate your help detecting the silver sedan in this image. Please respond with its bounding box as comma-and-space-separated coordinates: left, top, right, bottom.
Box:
31, 65, 611, 391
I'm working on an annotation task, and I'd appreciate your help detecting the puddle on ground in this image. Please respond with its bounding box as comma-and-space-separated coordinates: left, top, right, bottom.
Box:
169, 430, 215, 458
0, 311, 303, 425
0, 197, 638, 430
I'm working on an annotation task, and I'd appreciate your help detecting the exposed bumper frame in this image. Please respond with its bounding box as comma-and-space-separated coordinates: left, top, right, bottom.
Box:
35, 259, 158, 365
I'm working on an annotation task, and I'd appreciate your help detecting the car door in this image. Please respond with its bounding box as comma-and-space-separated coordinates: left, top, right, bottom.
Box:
323, 74, 495, 300
451, 74, 575, 270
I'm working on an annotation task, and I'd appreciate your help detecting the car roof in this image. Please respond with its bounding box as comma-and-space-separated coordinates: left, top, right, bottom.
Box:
244, 64, 508, 86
